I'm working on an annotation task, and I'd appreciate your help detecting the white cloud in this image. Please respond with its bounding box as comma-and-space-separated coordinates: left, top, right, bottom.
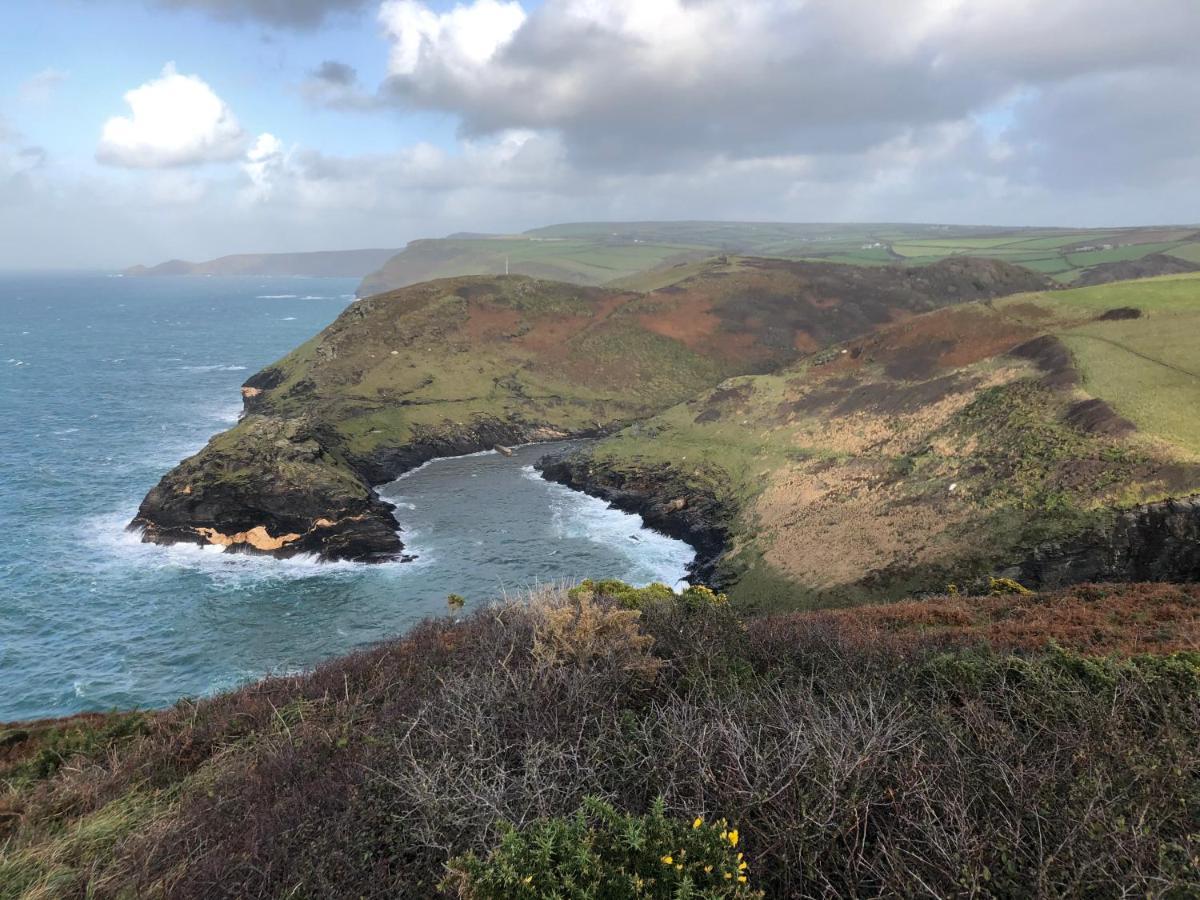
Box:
241, 132, 286, 200
19, 68, 69, 104
380, 0, 525, 76
97, 63, 247, 168
369, 0, 1200, 172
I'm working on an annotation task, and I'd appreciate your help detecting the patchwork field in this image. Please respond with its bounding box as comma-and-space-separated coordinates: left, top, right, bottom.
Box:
360, 221, 1200, 296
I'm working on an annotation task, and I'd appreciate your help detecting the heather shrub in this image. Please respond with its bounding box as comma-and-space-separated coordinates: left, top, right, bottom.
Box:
2, 583, 1198, 898
443, 798, 759, 899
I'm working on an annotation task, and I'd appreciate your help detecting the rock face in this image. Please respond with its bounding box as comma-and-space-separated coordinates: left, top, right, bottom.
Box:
536, 453, 733, 586
1011, 497, 1200, 587
130, 416, 404, 562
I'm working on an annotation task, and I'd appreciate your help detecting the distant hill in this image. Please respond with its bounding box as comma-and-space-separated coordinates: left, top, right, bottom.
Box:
124, 248, 401, 279
358, 221, 1200, 297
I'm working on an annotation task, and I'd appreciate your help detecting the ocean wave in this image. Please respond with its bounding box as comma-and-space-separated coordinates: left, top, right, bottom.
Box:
256, 294, 298, 299
179, 364, 248, 372
90, 510, 368, 583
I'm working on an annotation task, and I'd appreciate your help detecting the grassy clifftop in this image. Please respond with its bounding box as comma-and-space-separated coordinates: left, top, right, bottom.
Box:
133, 256, 1047, 560
2, 581, 1198, 898
552, 274, 1200, 608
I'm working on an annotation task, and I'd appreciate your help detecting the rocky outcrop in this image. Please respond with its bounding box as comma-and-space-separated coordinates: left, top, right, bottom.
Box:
1075, 253, 1200, 287
536, 451, 734, 586
131, 414, 605, 562
130, 416, 404, 562
1007, 496, 1200, 587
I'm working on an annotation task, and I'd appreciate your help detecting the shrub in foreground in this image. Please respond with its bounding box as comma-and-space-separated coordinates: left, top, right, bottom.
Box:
443, 797, 759, 899
1, 582, 1198, 898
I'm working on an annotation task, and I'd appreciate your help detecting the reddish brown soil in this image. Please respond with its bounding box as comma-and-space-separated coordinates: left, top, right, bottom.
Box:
762, 583, 1200, 656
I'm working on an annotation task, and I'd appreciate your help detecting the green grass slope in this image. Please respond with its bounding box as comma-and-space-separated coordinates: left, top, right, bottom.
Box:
132, 257, 1049, 560
560, 275, 1200, 609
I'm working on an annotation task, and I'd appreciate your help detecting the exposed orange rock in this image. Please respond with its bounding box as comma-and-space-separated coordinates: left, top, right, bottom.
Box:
196, 526, 301, 551
241, 386, 262, 399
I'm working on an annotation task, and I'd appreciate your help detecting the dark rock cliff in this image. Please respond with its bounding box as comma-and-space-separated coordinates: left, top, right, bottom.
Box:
536, 452, 734, 586
1010, 496, 1200, 587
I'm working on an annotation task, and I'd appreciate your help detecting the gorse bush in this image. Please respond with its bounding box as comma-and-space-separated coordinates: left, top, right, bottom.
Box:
568, 579, 729, 611
443, 798, 759, 899
530, 588, 661, 680
2, 581, 1198, 898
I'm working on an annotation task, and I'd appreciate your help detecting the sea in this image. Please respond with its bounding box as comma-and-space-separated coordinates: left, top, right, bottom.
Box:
0, 273, 693, 721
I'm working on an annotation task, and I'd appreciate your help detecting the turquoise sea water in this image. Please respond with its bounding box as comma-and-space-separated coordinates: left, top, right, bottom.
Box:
0, 274, 693, 721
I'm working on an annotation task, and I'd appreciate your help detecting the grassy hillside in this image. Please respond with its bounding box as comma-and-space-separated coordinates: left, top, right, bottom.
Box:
134, 257, 1047, 560
556, 274, 1200, 609
2, 581, 1197, 898
360, 222, 1200, 296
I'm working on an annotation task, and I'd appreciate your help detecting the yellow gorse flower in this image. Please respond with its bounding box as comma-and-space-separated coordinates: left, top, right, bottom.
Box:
693, 816, 703, 829
660, 855, 673, 865
727, 828, 739, 847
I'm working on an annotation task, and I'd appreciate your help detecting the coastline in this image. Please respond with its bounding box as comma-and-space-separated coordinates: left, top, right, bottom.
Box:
535, 449, 734, 588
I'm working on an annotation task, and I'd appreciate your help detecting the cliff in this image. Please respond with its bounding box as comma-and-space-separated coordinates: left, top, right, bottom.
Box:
132, 256, 1049, 560
539, 274, 1200, 608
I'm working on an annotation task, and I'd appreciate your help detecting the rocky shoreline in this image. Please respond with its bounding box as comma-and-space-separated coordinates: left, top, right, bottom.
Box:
536, 450, 735, 587
130, 414, 611, 563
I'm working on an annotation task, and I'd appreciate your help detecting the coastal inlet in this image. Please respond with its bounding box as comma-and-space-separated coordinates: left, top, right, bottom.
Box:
0, 274, 692, 721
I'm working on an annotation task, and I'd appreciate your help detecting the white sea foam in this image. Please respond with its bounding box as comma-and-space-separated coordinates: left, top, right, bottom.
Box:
89, 509, 382, 584
529, 466, 693, 587
256, 294, 298, 299
179, 364, 248, 372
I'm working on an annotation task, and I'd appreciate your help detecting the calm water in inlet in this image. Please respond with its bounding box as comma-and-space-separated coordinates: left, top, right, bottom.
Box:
0, 273, 693, 721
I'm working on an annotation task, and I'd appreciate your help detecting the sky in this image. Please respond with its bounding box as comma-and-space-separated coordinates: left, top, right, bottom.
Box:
1, 0, 1198, 268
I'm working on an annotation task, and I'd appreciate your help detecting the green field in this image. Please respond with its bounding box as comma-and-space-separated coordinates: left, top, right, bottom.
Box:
359, 222, 1200, 296
1002, 274, 1200, 454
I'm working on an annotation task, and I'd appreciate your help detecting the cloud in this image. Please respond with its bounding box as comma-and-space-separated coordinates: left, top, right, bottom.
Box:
312, 60, 357, 86
380, 0, 525, 76
97, 63, 248, 168
369, 0, 1200, 173
19, 68, 69, 104
301, 60, 379, 109
241, 132, 286, 199
153, 0, 369, 27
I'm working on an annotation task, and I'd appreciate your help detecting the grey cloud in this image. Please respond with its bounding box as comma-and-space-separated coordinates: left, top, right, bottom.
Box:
374, 0, 1200, 183
1005, 67, 1200, 190
153, 0, 369, 27
312, 60, 357, 86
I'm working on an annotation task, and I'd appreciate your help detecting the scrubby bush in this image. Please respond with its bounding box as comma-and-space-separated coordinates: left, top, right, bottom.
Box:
443, 797, 759, 899
2, 582, 1198, 898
